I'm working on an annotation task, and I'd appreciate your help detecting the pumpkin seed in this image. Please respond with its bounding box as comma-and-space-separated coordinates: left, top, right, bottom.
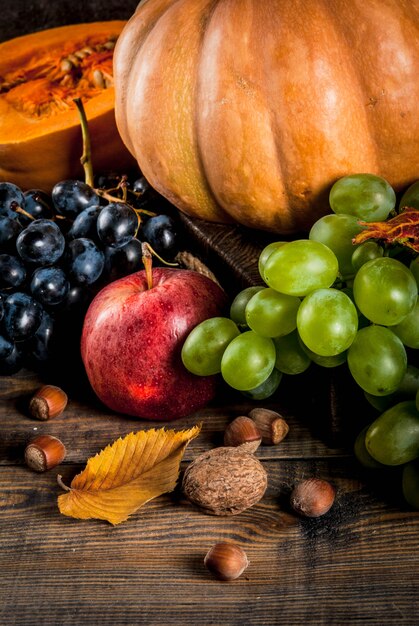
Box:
67, 54, 79, 66
92, 69, 105, 89
60, 59, 73, 73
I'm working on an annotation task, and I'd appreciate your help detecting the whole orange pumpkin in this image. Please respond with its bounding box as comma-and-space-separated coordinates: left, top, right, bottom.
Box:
114, 0, 419, 234
0, 22, 135, 192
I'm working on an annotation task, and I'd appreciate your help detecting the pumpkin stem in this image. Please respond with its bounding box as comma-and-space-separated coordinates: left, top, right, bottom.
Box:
73, 97, 94, 188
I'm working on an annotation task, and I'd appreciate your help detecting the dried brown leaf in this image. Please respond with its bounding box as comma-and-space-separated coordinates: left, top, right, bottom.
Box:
353, 207, 419, 252
58, 425, 201, 525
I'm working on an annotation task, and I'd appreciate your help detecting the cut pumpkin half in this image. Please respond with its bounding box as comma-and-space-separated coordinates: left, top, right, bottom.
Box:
0, 21, 135, 191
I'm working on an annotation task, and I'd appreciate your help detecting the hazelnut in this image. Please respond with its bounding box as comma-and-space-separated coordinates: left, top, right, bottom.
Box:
24, 435, 66, 472
290, 478, 336, 518
248, 408, 289, 445
182, 447, 267, 516
29, 385, 68, 421
223, 416, 262, 453
204, 542, 249, 581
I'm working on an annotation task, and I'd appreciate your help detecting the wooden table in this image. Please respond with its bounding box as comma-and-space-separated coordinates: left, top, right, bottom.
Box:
1, 347, 418, 625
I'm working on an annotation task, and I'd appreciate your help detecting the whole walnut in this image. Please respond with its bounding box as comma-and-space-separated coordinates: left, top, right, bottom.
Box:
182, 446, 267, 516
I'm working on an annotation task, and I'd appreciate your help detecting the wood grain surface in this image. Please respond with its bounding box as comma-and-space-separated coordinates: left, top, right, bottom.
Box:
1, 368, 419, 626
1, 456, 418, 626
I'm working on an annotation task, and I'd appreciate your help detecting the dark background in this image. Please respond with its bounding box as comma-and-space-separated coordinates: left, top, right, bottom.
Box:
0, 0, 140, 42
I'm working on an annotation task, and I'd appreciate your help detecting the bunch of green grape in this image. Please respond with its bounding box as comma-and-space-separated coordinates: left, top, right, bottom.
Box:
181, 173, 419, 508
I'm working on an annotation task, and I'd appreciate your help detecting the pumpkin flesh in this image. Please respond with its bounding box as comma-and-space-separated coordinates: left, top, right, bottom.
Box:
114, 0, 419, 233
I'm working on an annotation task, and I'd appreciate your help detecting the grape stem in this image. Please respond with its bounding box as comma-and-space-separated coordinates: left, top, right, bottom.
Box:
95, 188, 157, 218
73, 97, 94, 188
14, 205, 35, 221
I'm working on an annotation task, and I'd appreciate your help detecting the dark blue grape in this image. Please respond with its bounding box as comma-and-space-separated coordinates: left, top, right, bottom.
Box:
52, 180, 100, 218
3, 292, 44, 341
0, 293, 4, 321
16, 219, 65, 265
142, 214, 180, 259
57, 285, 93, 322
21, 189, 54, 225
0, 182, 25, 218
95, 172, 125, 190
0, 216, 23, 252
66, 238, 105, 285
0, 334, 14, 359
97, 202, 138, 248
25, 311, 55, 363
132, 176, 150, 196
0, 344, 23, 375
104, 238, 143, 280
67, 205, 102, 242
132, 175, 160, 210
0, 254, 26, 288
30, 267, 70, 306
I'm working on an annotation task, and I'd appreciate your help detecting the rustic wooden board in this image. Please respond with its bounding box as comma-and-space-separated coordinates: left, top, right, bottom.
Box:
1, 365, 419, 625
0, 366, 370, 466
1, 459, 418, 626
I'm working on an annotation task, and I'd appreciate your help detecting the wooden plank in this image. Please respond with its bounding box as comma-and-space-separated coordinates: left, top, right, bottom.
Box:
0, 461, 418, 626
0, 365, 376, 465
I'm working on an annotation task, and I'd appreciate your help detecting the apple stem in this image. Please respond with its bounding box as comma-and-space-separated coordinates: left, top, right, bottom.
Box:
142, 242, 154, 289
73, 97, 95, 188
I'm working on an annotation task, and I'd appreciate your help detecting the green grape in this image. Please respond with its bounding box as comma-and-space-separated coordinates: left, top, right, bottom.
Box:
309, 213, 364, 277
181, 317, 240, 376
230, 286, 264, 326
245, 288, 300, 338
242, 368, 282, 400
365, 364, 419, 411
365, 400, 419, 465
351, 241, 384, 273
409, 257, 419, 290
340, 287, 369, 328
258, 241, 286, 281
329, 173, 396, 221
354, 425, 386, 469
273, 330, 311, 375
347, 325, 407, 396
402, 459, 419, 509
399, 180, 419, 210
353, 257, 417, 325
220, 330, 276, 391
263, 240, 339, 297
392, 298, 419, 348
297, 288, 358, 356
299, 339, 348, 367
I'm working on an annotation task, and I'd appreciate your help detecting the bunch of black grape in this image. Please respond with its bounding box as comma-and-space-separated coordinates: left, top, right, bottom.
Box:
0, 176, 182, 376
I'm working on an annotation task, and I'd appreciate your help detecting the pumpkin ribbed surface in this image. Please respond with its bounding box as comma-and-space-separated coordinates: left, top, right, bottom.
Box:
114, 0, 419, 233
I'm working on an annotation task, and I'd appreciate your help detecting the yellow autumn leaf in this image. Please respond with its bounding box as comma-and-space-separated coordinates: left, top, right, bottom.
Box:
58, 425, 201, 525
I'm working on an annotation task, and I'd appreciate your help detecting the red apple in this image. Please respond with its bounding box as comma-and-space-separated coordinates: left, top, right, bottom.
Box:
81, 267, 227, 420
